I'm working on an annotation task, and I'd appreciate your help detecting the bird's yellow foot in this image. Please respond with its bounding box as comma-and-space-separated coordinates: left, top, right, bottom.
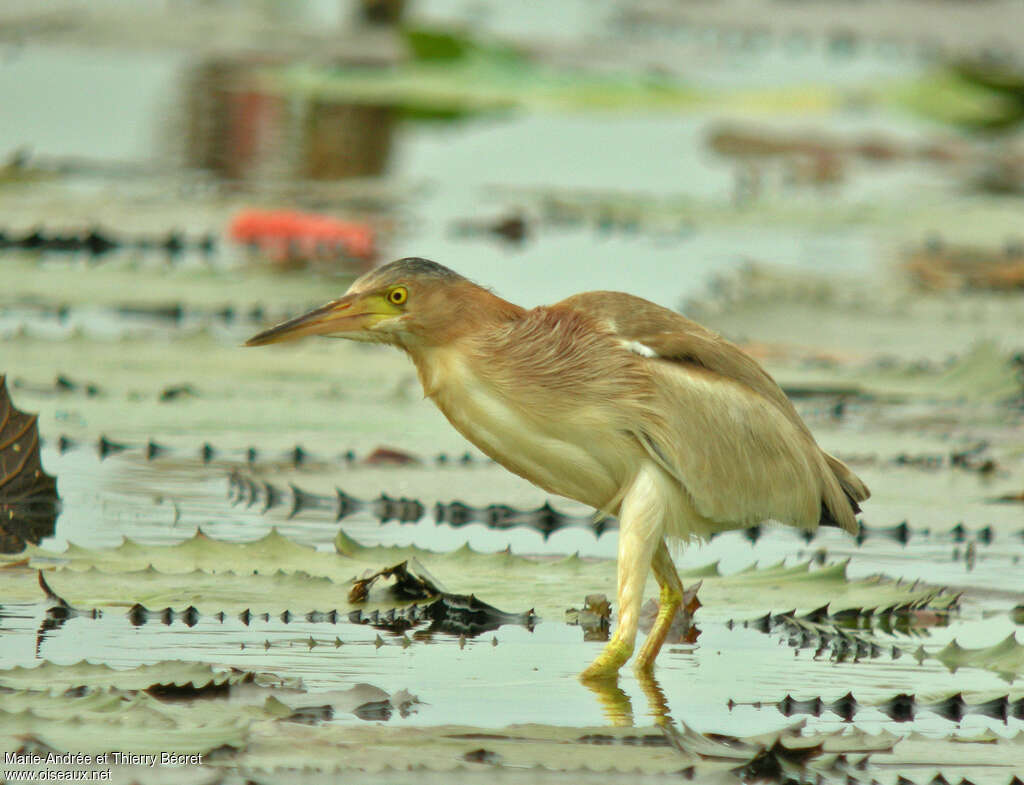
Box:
579, 638, 633, 681
633, 648, 662, 676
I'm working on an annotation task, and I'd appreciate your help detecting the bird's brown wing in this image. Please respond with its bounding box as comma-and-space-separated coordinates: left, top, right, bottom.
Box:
556, 291, 868, 532
558, 290, 808, 433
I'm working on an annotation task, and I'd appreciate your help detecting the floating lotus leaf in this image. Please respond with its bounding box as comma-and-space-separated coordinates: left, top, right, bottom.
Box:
882, 729, 1024, 778
934, 634, 1024, 681
262, 52, 701, 116
0, 708, 248, 756
0, 660, 257, 694
892, 66, 1024, 130
743, 690, 1024, 724
230, 719, 895, 777
8, 529, 959, 622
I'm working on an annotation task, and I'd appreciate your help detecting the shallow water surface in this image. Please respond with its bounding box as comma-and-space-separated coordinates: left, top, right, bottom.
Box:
2, 6, 1024, 780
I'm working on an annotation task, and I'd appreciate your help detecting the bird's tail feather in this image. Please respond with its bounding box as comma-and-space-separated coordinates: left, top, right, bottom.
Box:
825, 452, 870, 504
819, 452, 870, 533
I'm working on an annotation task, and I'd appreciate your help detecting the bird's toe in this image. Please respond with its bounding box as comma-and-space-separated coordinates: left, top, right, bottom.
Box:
579, 639, 633, 681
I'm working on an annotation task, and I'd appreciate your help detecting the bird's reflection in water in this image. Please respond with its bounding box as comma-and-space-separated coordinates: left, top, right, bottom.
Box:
581, 669, 675, 728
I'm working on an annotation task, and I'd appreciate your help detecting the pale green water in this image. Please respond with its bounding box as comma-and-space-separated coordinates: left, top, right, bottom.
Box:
2, 5, 1024, 780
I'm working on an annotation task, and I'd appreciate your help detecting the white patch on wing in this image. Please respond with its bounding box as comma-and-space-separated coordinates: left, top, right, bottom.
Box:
623, 340, 658, 358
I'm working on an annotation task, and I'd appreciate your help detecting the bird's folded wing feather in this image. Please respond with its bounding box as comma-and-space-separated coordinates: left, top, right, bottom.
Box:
557, 291, 862, 530
557, 290, 808, 434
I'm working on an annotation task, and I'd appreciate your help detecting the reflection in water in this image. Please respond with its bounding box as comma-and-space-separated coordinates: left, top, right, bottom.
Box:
179, 57, 395, 181
182, 58, 285, 180
581, 670, 675, 728
581, 675, 634, 727
35, 571, 100, 659
636, 671, 674, 726
304, 101, 395, 180
349, 592, 538, 638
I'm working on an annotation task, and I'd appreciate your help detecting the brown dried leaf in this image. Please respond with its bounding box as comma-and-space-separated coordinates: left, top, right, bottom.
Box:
348, 559, 444, 604
0, 375, 58, 552
638, 582, 702, 644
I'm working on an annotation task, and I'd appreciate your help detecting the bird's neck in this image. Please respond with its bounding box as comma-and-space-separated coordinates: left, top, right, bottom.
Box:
402, 286, 525, 398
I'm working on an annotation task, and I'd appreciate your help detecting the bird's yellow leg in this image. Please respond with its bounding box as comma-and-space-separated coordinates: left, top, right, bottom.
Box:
580, 466, 664, 681
633, 541, 684, 674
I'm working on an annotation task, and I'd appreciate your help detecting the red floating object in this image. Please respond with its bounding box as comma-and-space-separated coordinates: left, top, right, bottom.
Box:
229, 208, 375, 262
363, 446, 421, 466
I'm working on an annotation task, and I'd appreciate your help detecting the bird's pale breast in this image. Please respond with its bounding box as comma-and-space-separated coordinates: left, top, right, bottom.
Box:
414, 342, 644, 511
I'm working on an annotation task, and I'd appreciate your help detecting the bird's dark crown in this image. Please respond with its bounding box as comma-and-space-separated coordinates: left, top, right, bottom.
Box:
360, 257, 464, 288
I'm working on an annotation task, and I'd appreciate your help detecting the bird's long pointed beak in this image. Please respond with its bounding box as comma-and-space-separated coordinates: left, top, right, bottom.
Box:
244, 293, 375, 346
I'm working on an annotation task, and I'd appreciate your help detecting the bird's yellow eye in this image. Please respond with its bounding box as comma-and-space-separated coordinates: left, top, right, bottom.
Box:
387, 287, 408, 305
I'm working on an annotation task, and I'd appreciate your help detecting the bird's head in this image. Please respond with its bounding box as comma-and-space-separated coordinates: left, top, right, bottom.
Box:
245, 257, 514, 350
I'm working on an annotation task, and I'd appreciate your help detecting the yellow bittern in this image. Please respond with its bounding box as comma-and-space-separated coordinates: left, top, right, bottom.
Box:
246, 257, 869, 679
